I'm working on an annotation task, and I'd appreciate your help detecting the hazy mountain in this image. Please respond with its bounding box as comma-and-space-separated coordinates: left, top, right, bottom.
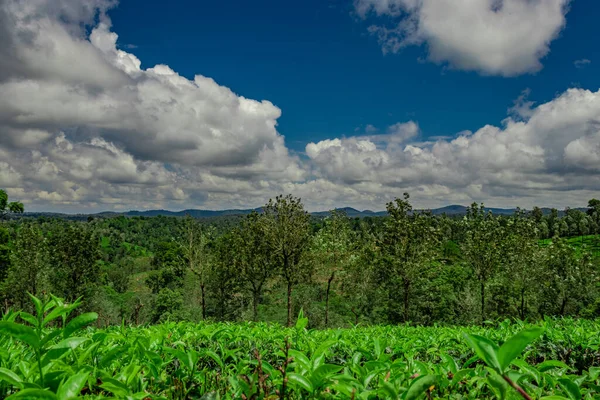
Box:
20, 204, 588, 221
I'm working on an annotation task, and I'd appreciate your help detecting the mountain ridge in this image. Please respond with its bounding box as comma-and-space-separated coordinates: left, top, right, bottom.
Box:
21, 204, 588, 220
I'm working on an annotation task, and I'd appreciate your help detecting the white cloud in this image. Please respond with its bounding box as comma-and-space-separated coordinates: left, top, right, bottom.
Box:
307, 88, 600, 209
0, 0, 304, 212
0, 0, 598, 213
355, 0, 571, 76
574, 58, 591, 68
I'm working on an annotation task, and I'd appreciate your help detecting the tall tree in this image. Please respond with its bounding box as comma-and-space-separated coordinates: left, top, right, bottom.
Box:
48, 223, 101, 303
5, 224, 49, 310
311, 210, 355, 326
461, 203, 503, 323
180, 216, 213, 320
263, 194, 311, 327
378, 193, 439, 323
503, 212, 542, 319
234, 212, 273, 321
210, 233, 240, 321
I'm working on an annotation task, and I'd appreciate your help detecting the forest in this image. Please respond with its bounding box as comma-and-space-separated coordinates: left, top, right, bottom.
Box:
1, 189, 599, 329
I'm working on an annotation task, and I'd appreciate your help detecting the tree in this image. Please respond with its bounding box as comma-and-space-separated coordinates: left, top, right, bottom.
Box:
539, 237, 595, 316
0, 189, 24, 220
234, 212, 273, 321
180, 216, 213, 320
311, 210, 355, 326
588, 198, 600, 216
263, 194, 311, 327
378, 193, 439, 323
588, 199, 600, 234
502, 212, 542, 319
0, 225, 10, 283
48, 223, 101, 303
210, 233, 240, 321
461, 203, 503, 323
4, 224, 50, 310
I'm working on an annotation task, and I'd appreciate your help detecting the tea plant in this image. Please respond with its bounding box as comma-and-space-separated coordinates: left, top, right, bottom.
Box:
2, 295, 600, 398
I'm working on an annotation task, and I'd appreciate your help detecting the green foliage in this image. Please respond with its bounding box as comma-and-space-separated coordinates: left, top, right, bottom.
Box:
0, 189, 24, 220
3, 295, 600, 398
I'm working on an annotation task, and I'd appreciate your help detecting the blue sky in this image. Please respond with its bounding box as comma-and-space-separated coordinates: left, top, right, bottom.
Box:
0, 0, 599, 212
109, 0, 599, 151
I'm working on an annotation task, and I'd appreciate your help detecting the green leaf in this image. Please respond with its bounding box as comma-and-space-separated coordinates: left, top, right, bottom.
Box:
558, 378, 581, 400
463, 333, 501, 372
485, 368, 508, 400
7, 389, 57, 399
538, 360, 570, 372
295, 308, 308, 330
288, 373, 314, 393
450, 368, 474, 387
100, 378, 131, 397
497, 327, 544, 372
40, 330, 62, 348
540, 397, 570, 400
0, 367, 24, 389
440, 353, 458, 374
0, 321, 40, 349
589, 366, 600, 380
57, 370, 89, 399
311, 364, 343, 387
63, 313, 97, 338
19, 312, 38, 328
512, 359, 541, 385
42, 337, 89, 365
27, 293, 43, 320
41, 306, 66, 328
404, 374, 438, 400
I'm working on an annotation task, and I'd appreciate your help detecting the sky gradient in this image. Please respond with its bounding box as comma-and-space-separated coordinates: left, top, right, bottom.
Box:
0, 0, 599, 212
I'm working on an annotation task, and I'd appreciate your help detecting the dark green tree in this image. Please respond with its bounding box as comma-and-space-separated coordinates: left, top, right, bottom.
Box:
263, 194, 311, 327
461, 203, 504, 323
4, 225, 50, 310
378, 193, 440, 323
0, 189, 24, 220
234, 212, 273, 321
48, 223, 101, 303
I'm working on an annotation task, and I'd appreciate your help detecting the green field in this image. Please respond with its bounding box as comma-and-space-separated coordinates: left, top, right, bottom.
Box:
539, 235, 600, 258
2, 296, 600, 399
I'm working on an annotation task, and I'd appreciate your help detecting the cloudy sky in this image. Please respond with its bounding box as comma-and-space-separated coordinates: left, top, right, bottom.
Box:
0, 0, 599, 213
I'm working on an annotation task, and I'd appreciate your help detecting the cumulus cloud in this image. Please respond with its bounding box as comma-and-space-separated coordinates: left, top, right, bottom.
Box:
0, 0, 303, 212
0, 0, 598, 213
307, 89, 600, 209
355, 0, 571, 76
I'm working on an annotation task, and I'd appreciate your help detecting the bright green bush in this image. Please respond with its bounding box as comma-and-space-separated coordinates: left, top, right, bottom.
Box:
2, 295, 600, 399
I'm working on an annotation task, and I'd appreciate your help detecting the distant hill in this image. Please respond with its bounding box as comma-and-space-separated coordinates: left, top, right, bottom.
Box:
20, 204, 588, 221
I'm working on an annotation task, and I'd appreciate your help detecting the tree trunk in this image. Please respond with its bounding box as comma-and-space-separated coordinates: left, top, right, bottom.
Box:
325, 271, 335, 327
252, 291, 259, 322
351, 308, 359, 325
403, 279, 410, 323
286, 281, 293, 327
520, 287, 526, 320
560, 295, 568, 316
220, 289, 225, 320
480, 281, 485, 324
201, 283, 206, 320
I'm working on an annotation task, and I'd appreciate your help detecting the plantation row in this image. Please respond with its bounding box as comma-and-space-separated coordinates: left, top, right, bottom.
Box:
2, 295, 600, 399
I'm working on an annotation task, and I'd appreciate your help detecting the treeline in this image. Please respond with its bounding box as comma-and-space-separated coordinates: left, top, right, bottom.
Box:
1, 190, 600, 328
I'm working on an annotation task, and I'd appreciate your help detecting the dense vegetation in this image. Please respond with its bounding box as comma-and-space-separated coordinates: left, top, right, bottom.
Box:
3, 294, 600, 399
1, 190, 600, 327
